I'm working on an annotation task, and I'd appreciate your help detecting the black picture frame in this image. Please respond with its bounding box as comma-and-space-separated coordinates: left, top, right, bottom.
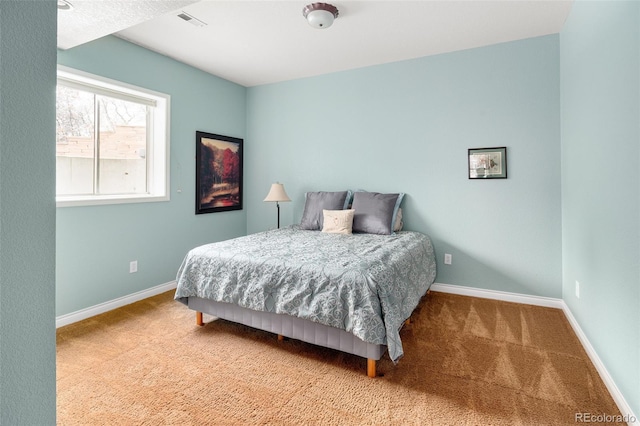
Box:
195, 131, 243, 214
468, 147, 507, 179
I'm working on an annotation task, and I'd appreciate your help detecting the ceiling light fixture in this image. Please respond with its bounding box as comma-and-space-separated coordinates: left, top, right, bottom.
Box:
57, 0, 73, 11
302, 3, 339, 29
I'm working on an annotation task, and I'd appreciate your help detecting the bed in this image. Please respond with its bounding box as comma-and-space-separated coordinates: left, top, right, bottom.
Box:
175, 224, 437, 377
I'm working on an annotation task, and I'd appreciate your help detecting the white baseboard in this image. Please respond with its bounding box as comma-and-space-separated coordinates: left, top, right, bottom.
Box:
430, 282, 564, 309
431, 283, 637, 425
560, 301, 638, 425
56, 280, 177, 328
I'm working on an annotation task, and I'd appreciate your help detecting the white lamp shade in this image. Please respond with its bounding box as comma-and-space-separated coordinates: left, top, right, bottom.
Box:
264, 183, 291, 202
306, 9, 335, 28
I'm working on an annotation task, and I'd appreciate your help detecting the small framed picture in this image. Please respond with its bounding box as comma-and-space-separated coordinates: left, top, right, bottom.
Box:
468, 147, 507, 179
196, 131, 243, 214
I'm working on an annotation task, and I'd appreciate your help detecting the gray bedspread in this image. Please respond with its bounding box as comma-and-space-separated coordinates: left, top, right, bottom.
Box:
175, 225, 436, 362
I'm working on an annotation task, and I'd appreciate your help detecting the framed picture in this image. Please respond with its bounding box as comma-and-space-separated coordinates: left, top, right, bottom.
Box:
468, 147, 507, 179
196, 131, 243, 214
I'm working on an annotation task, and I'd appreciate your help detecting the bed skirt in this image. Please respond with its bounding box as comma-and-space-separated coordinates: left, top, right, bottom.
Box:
187, 297, 386, 361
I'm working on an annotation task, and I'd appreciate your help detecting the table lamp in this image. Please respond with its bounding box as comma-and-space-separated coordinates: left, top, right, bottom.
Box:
263, 183, 291, 229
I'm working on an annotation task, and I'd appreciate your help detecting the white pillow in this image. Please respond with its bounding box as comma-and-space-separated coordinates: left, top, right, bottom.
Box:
322, 209, 355, 234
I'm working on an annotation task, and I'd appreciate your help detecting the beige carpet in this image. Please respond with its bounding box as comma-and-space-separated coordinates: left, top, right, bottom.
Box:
57, 291, 622, 425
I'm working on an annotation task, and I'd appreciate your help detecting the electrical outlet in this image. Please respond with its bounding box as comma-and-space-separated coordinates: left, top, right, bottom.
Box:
130, 261, 138, 274
444, 253, 452, 265
575, 280, 580, 299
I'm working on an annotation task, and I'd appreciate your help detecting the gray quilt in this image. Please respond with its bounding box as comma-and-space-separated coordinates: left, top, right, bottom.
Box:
175, 226, 436, 362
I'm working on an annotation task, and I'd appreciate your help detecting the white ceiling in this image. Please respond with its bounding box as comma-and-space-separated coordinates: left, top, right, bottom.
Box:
57, 0, 199, 50
58, 1, 574, 87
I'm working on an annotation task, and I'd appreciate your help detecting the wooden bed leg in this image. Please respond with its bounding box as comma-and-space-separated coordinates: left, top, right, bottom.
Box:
196, 311, 204, 326
367, 359, 376, 378
277, 334, 284, 341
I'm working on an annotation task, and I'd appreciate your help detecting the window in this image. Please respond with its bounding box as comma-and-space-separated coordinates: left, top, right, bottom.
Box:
56, 66, 170, 206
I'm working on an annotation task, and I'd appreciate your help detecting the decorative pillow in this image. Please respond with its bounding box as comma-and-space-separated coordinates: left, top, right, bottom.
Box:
346, 189, 365, 207
300, 191, 350, 230
322, 209, 355, 234
352, 192, 404, 235
394, 208, 404, 232
391, 195, 404, 230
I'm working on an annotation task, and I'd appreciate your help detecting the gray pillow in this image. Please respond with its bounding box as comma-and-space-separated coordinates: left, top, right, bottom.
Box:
300, 191, 350, 230
352, 192, 403, 235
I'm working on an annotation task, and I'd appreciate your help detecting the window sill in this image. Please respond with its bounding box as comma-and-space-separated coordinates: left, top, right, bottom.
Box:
56, 193, 170, 208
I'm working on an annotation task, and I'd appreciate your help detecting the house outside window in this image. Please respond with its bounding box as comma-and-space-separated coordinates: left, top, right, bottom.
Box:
56, 66, 170, 207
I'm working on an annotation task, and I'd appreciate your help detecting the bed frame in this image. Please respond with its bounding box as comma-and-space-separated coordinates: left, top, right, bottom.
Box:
188, 296, 387, 377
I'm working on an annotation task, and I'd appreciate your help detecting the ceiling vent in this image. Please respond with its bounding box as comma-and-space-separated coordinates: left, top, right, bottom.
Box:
177, 11, 207, 27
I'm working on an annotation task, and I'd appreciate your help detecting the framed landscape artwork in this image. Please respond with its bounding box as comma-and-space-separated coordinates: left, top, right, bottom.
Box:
195, 131, 243, 214
468, 147, 507, 179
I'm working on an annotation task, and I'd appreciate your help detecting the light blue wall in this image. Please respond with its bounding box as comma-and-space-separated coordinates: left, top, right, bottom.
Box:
560, 0, 639, 417
0, 1, 57, 423
247, 35, 562, 298
56, 36, 247, 316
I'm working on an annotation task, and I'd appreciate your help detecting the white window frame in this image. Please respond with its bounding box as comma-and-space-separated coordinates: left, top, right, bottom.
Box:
56, 65, 170, 207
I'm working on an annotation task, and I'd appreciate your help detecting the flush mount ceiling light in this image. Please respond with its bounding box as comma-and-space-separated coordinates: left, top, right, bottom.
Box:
57, 0, 73, 11
302, 3, 339, 29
